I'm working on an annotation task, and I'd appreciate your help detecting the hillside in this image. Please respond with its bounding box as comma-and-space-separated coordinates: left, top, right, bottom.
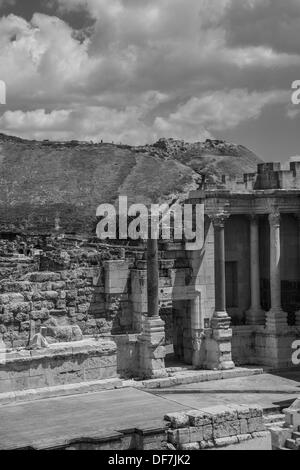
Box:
0, 133, 263, 234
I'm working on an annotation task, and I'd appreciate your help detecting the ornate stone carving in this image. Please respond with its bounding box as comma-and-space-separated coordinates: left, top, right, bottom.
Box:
268, 211, 281, 227
209, 212, 230, 228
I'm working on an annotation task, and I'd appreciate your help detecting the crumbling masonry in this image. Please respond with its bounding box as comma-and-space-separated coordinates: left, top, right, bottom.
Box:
1, 160, 300, 396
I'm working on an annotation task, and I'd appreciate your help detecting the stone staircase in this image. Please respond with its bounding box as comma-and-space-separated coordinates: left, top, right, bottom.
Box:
282, 428, 300, 450
270, 397, 300, 450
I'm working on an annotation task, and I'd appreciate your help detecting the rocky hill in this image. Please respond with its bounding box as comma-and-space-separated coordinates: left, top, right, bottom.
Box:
0, 133, 263, 234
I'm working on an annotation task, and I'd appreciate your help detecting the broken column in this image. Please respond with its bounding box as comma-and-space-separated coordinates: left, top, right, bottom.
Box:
138, 238, 167, 379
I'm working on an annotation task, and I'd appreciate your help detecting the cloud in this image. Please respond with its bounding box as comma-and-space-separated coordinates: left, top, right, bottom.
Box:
215, 0, 300, 55
0, 89, 288, 144
0, 102, 210, 144
0, 0, 15, 7
154, 89, 288, 139
0, 1, 298, 143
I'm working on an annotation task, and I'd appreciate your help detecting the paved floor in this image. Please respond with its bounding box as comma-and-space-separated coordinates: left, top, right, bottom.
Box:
153, 373, 300, 411
0, 371, 299, 450
0, 387, 189, 449
159, 372, 300, 392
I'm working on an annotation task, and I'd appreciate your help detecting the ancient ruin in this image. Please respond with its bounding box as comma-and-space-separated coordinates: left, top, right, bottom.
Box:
0, 134, 299, 403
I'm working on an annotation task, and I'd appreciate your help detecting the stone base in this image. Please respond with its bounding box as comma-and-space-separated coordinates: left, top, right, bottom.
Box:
138, 316, 167, 379
0, 338, 118, 394
211, 312, 231, 330
232, 325, 299, 369
205, 328, 235, 370
265, 308, 288, 332
245, 308, 265, 326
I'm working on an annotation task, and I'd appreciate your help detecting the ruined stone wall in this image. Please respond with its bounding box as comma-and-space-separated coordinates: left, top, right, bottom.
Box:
165, 405, 266, 450
0, 269, 107, 348
0, 239, 134, 349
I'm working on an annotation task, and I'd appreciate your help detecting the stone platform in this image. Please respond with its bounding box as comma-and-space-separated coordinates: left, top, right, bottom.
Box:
0, 338, 119, 400
2, 371, 299, 450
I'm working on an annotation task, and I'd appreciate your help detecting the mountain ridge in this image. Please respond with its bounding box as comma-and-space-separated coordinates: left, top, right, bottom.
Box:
0, 132, 263, 234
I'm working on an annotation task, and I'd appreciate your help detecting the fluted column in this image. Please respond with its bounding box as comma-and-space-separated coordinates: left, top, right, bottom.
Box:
210, 213, 231, 329
246, 215, 265, 325
266, 211, 288, 331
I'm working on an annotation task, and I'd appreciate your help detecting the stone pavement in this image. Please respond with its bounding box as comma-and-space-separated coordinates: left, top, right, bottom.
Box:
0, 387, 189, 450
0, 371, 299, 450
152, 373, 300, 412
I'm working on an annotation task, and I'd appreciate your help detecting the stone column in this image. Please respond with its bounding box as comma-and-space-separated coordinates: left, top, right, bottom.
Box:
205, 213, 234, 370
211, 213, 231, 329
147, 238, 159, 318
246, 215, 265, 325
266, 211, 288, 331
138, 238, 167, 379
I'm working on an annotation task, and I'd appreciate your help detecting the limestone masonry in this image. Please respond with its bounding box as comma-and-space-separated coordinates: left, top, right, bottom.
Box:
0, 135, 299, 397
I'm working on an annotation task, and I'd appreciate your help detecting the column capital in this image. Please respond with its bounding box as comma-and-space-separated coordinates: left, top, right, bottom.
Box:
248, 213, 259, 224
268, 211, 281, 227
209, 212, 230, 228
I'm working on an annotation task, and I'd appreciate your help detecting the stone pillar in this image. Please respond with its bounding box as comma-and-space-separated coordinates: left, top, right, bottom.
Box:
211, 213, 231, 329
205, 213, 235, 370
266, 211, 288, 331
246, 215, 265, 325
138, 238, 167, 379
147, 238, 159, 318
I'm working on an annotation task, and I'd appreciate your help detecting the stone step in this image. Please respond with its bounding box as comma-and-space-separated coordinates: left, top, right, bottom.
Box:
264, 414, 285, 425
265, 421, 285, 430
285, 438, 299, 450
292, 431, 300, 440
134, 367, 263, 389
0, 378, 123, 406
166, 366, 194, 373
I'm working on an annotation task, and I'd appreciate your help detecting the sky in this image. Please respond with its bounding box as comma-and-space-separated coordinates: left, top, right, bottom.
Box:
0, 0, 300, 162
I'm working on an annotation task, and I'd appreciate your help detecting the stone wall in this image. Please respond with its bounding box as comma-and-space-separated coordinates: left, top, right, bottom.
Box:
0, 338, 118, 394
0, 269, 109, 348
232, 326, 256, 365
165, 405, 266, 450
173, 301, 192, 364
232, 325, 300, 368
0, 240, 134, 349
